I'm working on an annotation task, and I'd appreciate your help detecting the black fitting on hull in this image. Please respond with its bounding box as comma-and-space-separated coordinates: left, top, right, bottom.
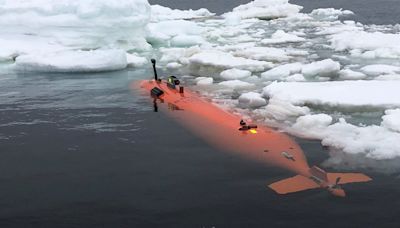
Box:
151, 59, 158, 80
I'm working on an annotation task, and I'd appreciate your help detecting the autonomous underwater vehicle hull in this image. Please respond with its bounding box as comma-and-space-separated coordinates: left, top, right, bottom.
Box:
137, 60, 372, 197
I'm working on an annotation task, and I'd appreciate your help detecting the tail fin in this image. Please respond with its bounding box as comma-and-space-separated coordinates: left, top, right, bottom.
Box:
268, 173, 372, 196
327, 173, 372, 184
268, 175, 319, 194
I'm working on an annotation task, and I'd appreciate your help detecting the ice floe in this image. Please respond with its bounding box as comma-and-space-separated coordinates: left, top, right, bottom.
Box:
195, 77, 214, 85
15, 49, 128, 72
188, 50, 274, 72
330, 31, 400, 59
220, 69, 252, 80
218, 80, 253, 89
360, 64, 400, 76
238, 92, 267, 108
261, 30, 305, 45
301, 59, 341, 78
338, 69, 367, 80
263, 81, 400, 108
291, 115, 400, 160
261, 63, 303, 81
224, 0, 302, 20
310, 8, 354, 21
382, 109, 400, 133
233, 47, 290, 62
147, 20, 205, 47
0, 0, 151, 71
150, 4, 214, 22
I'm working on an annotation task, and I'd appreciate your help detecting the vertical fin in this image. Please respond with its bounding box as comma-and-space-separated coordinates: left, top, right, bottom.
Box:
309, 166, 328, 181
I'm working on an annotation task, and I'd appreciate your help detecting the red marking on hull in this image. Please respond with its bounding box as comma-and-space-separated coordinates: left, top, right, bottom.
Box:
138, 80, 372, 196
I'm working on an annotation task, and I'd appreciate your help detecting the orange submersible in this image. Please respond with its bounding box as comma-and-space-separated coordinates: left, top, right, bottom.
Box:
139, 59, 372, 197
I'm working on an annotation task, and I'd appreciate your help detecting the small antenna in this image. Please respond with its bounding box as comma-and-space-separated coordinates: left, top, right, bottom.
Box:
151, 59, 158, 80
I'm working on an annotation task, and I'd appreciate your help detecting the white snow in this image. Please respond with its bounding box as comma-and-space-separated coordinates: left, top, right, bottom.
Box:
233, 47, 290, 62
361, 64, 400, 76
150, 4, 214, 22
218, 80, 253, 89
126, 53, 147, 67
261, 30, 305, 44
330, 31, 400, 59
382, 109, 400, 132
224, 0, 302, 20
188, 50, 274, 72
195, 77, 214, 85
220, 68, 252, 80
286, 74, 306, 82
292, 114, 333, 138
261, 63, 303, 80
301, 59, 341, 78
0, 0, 151, 50
238, 92, 267, 108
257, 98, 310, 121
224, 14, 242, 26
0, 0, 151, 71
263, 81, 400, 108
159, 46, 201, 63
339, 69, 367, 80
375, 74, 400, 81
291, 116, 400, 160
15, 49, 128, 72
171, 35, 205, 47
310, 8, 354, 21
147, 20, 204, 47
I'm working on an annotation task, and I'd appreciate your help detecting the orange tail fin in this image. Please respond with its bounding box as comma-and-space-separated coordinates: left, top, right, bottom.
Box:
268, 175, 319, 194
268, 173, 372, 195
327, 173, 372, 184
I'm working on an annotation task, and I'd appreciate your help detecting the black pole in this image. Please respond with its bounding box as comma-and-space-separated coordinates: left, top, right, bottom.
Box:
151, 59, 158, 80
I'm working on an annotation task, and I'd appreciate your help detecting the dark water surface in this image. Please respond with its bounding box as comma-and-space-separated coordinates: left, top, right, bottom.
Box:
1, 1, 400, 227
149, 0, 400, 24
1, 69, 400, 228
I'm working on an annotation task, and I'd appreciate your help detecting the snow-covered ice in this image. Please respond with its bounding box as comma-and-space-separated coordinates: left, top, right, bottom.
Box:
147, 20, 205, 47
195, 77, 214, 85
263, 81, 400, 108
310, 8, 354, 21
261, 30, 305, 44
218, 80, 253, 89
15, 50, 128, 72
339, 69, 367, 80
361, 64, 400, 76
234, 47, 290, 62
151, 4, 214, 22
238, 92, 267, 108
330, 31, 400, 59
382, 109, 400, 133
0, 0, 151, 72
220, 69, 252, 80
261, 63, 303, 80
301, 59, 341, 78
188, 50, 274, 72
224, 0, 302, 20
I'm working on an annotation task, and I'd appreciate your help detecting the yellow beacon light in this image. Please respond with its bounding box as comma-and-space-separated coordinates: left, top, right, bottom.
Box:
249, 129, 258, 134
